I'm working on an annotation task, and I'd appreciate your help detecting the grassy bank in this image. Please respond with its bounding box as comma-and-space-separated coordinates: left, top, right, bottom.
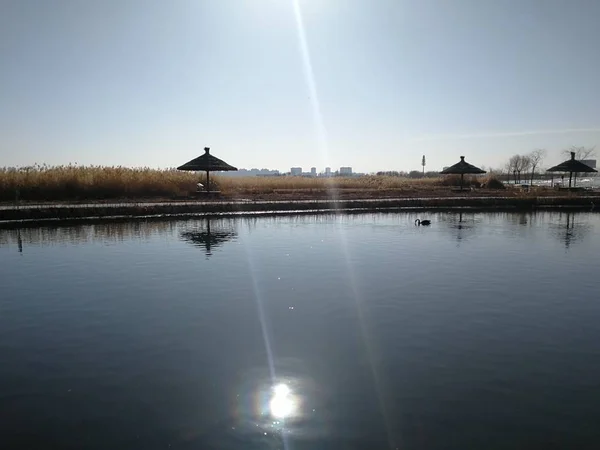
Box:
1, 165, 491, 202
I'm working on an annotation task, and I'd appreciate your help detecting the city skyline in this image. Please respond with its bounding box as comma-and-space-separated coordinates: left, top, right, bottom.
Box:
3, 151, 596, 176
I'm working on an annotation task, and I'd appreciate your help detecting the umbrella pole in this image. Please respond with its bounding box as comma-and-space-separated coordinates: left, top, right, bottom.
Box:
569, 171, 573, 188
206, 170, 210, 193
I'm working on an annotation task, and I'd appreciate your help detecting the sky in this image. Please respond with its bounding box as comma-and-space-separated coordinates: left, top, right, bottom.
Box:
1, 0, 600, 173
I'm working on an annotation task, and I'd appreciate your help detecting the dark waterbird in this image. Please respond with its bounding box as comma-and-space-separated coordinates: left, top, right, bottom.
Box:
415, 219, 431, 226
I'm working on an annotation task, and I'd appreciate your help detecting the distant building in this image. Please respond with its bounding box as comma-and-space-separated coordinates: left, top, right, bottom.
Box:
219, 168, 280, 177
339, 167, 353, 176
310, 167, 317, 177
291, 167, 302, 176
325, 167, 331, 177
581, 159, 597, 169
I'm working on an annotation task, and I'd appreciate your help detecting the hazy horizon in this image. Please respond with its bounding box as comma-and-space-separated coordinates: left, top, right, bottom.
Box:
2, 0, 600, 173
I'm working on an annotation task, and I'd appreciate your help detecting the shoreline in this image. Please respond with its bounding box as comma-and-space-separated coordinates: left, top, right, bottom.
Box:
1, 195, 598, 227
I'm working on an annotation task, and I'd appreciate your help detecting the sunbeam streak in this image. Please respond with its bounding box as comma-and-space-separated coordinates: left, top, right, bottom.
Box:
291, 3, 395, 444
291, 0, 334, 183
243, 235, 292, 449
334, 218, 397, 449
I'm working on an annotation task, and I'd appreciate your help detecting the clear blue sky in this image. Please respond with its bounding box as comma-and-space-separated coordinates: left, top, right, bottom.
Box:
1, 0, 599, 173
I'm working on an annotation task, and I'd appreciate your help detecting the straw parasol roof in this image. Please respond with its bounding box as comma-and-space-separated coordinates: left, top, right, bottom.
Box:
546, 152, 597, 188
440, 156, 486, 190
177, 147, 237, 192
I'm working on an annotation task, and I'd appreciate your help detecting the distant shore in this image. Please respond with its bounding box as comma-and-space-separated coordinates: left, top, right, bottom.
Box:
1, 192, 598, 225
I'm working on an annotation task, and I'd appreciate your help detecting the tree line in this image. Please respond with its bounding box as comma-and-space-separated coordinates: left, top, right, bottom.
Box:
502, 146, 596, 184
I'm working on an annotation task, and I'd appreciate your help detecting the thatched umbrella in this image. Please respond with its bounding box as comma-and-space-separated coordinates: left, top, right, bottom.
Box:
177, 147, 238, 193
546, 151, 597, 188
440, 156, 486, 190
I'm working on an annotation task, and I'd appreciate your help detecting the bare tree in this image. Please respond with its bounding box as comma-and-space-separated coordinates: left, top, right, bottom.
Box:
561, 145, 596, 161
504, 161, 512, 182
505, 154, 537, 184
528, 149, 546, 184
507, 154, 521, 183
519, 155, 532, 184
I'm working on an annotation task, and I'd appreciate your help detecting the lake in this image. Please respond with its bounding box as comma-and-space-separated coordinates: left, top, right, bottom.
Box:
1, 211, 600, 449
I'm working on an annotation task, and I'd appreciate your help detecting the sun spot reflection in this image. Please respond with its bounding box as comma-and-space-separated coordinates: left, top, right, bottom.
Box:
269, 383, 296, 419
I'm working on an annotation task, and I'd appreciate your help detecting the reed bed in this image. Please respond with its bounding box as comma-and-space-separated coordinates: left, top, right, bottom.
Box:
217, 174, 443, 196
1, 165, 197, 201
0, 165, 476, 201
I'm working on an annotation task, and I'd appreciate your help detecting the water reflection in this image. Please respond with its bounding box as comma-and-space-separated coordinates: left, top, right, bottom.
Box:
247, 377, 307, 426
437, 211, 478, 245
1, 212, 598, 256
0, 220, 179, 247
549, 212, 592, 250
228, 361, 326, 445
179, 218, 237, 257
453, 213, 470, 245
506, 211, 538, 227
0, 219, 238, 257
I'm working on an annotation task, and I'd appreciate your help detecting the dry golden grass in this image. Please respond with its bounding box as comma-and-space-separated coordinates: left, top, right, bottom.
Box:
0, 165, 495, 202
0, 165, 197, 201
216, 174, 442, 195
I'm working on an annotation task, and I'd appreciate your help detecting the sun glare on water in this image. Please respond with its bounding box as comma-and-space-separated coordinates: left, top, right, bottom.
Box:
269, 383, 296, 419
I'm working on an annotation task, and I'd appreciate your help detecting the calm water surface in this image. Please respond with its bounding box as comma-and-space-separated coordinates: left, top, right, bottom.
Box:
1, 211, 600, 449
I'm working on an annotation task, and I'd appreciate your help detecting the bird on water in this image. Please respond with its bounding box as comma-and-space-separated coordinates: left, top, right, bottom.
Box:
415, 219, 431, 226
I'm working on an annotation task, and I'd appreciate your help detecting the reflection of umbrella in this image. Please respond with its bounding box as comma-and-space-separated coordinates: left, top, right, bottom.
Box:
451, 212, 474, 243
180, 218, 237, 257
518, 213, 528, 226
17, 230, 23, 253
177, 147, 238, 193
437, 212, 475, 246
558, 212, 589, 250
546, 151, 597, 188
440, 156, 486, 190
565, 213, 574, 248
547, 212, 592, 250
